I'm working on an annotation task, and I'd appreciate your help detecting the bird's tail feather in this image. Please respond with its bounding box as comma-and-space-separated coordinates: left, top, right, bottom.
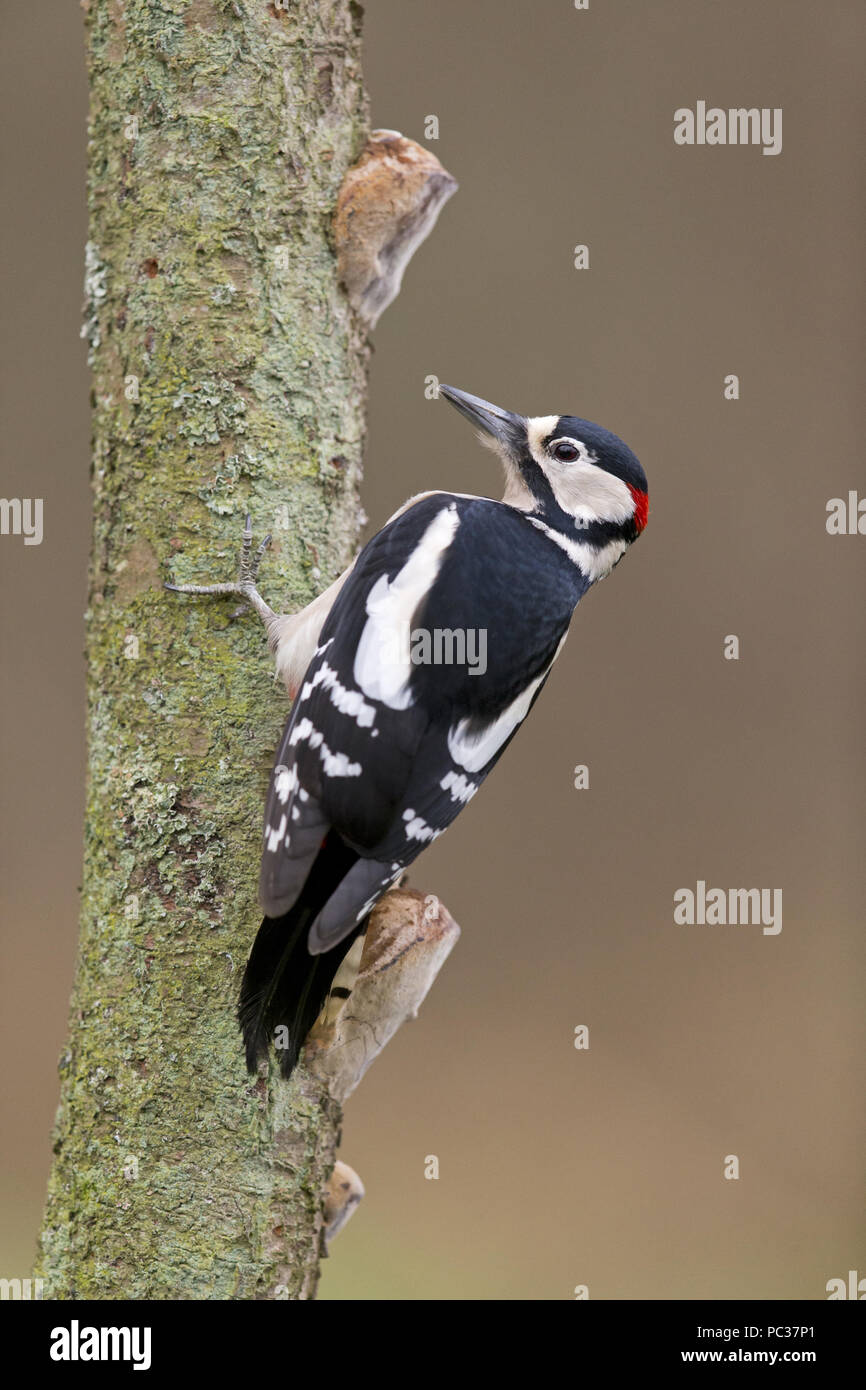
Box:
238, 833, 360, 1078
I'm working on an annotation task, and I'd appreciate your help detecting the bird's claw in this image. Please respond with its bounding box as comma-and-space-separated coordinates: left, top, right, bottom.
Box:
239, 514, 272, 587
165, 513, 278, 629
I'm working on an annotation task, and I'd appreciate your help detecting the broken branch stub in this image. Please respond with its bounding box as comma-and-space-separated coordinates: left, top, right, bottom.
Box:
322, 1161, 365, 1250
335, 131, 458, 329
305, 888, 460, 1103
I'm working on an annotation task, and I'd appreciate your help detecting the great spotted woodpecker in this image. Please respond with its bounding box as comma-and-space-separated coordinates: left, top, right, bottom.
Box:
168, 386, 648, 1077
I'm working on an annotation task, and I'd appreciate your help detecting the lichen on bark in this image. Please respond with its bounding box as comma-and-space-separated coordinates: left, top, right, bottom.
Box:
36, 0, 370, 1300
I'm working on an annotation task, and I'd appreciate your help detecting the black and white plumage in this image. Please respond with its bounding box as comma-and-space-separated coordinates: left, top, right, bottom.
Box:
231, 386, 649, 1078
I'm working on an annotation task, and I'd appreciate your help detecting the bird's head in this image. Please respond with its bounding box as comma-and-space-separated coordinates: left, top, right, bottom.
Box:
439, 385, 648, 554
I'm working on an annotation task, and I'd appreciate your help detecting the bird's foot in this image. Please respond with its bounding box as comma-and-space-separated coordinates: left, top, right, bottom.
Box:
166, 514, 277, 627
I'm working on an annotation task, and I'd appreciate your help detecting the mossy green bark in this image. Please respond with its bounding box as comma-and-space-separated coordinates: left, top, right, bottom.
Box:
36, 0, 369, 1300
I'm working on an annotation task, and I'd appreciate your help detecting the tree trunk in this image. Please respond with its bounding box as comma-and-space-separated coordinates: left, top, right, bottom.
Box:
37, 0, 370, 1301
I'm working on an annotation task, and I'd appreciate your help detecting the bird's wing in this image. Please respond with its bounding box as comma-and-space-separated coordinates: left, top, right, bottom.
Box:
260, 493, 576, 919
259, 494, 455, 914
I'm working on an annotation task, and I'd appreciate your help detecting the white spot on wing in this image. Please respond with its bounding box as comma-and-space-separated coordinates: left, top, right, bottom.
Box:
274, 764, 299, 804
402, 807, 439, 843
289, 717, 363, 778
266, 814, 288, 853
441, 770, 477, 803
304, 661, 376, 727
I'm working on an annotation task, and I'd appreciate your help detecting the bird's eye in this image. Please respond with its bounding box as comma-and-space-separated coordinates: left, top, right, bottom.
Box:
551, 439, 581, 463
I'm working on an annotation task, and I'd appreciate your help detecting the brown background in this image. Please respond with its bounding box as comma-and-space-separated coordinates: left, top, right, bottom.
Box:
1, 0, 863, 1300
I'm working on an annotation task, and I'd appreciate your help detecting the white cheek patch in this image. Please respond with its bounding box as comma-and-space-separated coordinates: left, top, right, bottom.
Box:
526, 416, 634, 526
354, 503, 461, 709
550, 459, 634, 525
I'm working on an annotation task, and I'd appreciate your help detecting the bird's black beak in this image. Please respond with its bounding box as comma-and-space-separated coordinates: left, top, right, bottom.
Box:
439, 385, 526, 456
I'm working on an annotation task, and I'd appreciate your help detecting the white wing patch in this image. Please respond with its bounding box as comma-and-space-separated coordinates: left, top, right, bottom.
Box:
353, 504, 461, 709
446, 634, 567, 774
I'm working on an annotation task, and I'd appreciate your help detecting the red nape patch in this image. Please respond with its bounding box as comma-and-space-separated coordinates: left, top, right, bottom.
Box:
627, 484, 649, 533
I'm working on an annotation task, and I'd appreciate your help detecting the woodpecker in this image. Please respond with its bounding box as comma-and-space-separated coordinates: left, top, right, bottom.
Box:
168, 386, 648, 1079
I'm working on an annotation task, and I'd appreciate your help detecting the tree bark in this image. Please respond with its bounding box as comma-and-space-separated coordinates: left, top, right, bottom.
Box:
37, 0, 371, 1301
